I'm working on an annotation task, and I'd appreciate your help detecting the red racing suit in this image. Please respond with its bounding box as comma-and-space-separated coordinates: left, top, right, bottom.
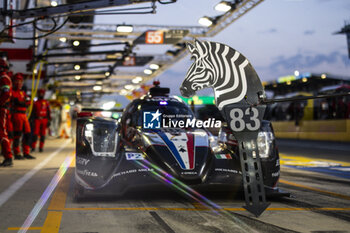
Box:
7, 103, 13, 143
0, 74, 13, 159
11, 89, 31, 155
5, 72, 14, 144
31, 99, 51, 150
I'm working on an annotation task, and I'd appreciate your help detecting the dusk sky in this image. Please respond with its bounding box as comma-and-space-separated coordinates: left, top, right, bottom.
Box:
96, 0, 350, 96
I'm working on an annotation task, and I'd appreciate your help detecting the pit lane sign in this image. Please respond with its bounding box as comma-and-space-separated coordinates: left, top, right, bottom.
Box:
145, 31, 164, 44
134, 29, 189, 44
118, 56, 153, 66
180, 39, 269, 217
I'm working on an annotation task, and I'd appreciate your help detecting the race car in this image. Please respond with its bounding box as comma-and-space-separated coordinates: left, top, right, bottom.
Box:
74, 85, 282, 199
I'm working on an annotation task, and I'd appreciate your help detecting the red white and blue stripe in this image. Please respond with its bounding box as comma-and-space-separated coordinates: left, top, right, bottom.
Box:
157, 132, 195, 170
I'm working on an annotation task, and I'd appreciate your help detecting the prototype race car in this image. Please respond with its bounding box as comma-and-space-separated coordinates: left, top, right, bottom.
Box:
74, 85, 281, 199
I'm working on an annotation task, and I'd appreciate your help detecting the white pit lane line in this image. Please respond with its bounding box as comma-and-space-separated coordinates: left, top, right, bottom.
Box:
19, 154, 74, 233
0, 140, 70, 208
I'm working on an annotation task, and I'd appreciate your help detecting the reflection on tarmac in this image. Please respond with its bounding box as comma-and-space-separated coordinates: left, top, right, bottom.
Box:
280, 154, 350, 179
1, 138, 350, 232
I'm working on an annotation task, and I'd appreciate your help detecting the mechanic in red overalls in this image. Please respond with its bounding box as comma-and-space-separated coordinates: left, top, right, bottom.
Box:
0, 60, 14, 149
0, 59, 14, 166
31, 89, 51, 152
6, 71, 14, 147
12, 73, 35, 160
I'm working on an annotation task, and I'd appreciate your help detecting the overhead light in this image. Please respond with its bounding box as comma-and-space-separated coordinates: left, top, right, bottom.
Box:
215, 1, 232, 12
105, 71, 110, 77
116, 25, 133, 33
294, 70, 299, 76
150, 64, 160, 70
33, 69, 38, 74
59, 37, 67, 43
198, 16, 214, 27
73, 40, 80, 46
74, 65, 80, 70
96, 81, 103, 85
302, 78, 307, 82
132, 76, 143, 84
321, 74, 327, 79
93, 85, 102, 91
144, 69, 152, 75
75, 75, 81, 80
102, 101, 116, 110
107, 52, 123, 59
51, 1, 58, 7
124, 84, 134, 90
120, 89, 128, 95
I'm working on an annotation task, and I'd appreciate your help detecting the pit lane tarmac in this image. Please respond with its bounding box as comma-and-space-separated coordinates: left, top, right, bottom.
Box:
0, 138, 350, 233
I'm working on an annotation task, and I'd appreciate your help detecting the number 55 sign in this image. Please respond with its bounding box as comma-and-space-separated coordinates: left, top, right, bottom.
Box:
134, 30, 189, 45
145, 31, 164, 44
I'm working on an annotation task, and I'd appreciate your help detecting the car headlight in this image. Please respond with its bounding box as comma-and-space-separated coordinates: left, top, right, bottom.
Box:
209, 136, 225, 153
209, 135, 218, 147
257, 131, 275, 158
218, 128, 227, 143
84, 122, 119, 157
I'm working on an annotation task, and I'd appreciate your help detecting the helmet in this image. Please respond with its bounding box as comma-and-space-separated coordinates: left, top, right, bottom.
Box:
38, 88, 46, 96
0, 59, 9, 70
13, 73, 24, 81
153, 80, 160, 87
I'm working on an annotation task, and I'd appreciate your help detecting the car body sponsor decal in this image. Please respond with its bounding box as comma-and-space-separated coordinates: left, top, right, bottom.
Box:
76, 169, 98, 177
271, 171, 280, 177
215, 154, 232, 159
113, 168, 154, 178
76, 157, 90, 166
214, 168, 240, 174
157, 131, 195, 170
181, 171, 198, 175
126, 152, 144, 160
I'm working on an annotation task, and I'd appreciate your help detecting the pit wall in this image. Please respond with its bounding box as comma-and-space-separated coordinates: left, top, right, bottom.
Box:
272, 119, 350, 142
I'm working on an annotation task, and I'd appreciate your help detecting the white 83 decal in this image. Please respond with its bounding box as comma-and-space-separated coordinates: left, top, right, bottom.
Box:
229, 107, 260, 132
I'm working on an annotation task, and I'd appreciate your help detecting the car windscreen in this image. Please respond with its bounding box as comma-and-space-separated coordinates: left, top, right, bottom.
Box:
134, 101, 194, 126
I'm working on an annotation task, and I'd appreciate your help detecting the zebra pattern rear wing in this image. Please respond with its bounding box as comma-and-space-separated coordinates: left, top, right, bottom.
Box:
180, 39, 269, 217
